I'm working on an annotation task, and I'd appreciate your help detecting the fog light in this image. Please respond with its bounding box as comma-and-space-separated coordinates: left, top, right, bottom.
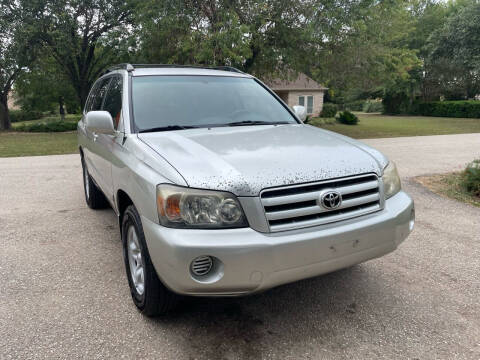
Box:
190, 255, 213, 276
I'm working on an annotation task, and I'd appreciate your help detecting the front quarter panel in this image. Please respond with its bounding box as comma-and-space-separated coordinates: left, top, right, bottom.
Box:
112, 135, 188, 224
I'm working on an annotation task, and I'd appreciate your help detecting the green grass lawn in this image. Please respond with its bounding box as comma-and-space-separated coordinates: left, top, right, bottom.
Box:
0, 114, 80, 157
309, 113, 480, 138
1, 112, 480, 157
0, 132, 78, 157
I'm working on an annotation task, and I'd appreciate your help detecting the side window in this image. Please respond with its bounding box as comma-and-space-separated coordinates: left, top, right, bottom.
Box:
85, 82, 99, 113
91, 78, 112, 111
102, 76, 123, 130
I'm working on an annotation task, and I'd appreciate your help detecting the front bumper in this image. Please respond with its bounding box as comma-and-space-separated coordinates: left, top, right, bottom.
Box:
142, 191, 414, 296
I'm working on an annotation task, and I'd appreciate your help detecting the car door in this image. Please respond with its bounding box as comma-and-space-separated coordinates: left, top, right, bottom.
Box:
84, 76, 112, 196
95, 75, 124, 200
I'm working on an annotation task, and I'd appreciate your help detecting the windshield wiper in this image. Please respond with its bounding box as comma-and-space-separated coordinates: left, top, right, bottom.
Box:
225, 120, 292, 127
138, 125, 197, 133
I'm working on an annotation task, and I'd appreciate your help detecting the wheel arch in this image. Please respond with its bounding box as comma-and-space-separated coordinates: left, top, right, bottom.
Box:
117, 189, 134, 221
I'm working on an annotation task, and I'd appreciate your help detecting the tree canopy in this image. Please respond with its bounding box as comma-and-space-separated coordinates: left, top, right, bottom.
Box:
0, 0, 42, 129
1, 0, 479, 128
427, 1, 480, 100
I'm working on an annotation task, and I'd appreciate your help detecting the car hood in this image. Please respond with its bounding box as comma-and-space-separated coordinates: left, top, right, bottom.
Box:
138, 124, 388, 196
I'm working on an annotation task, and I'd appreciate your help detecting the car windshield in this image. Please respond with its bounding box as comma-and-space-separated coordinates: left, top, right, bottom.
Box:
131, 75, 298, 132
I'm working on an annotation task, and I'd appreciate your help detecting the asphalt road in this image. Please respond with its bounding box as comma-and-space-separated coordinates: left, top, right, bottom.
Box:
1, 133, 479, 359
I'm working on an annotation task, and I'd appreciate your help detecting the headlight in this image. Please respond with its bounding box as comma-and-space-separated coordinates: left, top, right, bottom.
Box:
156, 184, 248, 229
383, 161, 401, 199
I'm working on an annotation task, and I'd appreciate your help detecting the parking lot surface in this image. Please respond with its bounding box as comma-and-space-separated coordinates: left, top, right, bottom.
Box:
1, 133, 479, 359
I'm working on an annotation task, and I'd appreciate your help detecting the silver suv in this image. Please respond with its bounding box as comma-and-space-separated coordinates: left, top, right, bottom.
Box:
78, 64, 414, 316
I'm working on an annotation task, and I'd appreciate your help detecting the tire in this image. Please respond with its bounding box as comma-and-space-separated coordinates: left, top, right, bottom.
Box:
122, 205, 178, 316
81, 157, 109, 209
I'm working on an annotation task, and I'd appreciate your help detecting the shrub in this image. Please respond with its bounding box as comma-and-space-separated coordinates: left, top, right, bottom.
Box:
363, 100, 384, 113
382, 91, 411, 114
345, 100, 365, 112
417, 100, 480, 118
9, 109, 43, 123
460, 160, 480, 197
15, 120, 77, 132
320, 103, 337, 118
336, 111, 359, 125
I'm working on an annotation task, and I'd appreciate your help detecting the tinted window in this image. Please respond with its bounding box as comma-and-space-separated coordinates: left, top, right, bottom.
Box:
85, 83, 99, 112
91, 77, 111, 111
103, 76, 123, 129
131, 76, 297, 131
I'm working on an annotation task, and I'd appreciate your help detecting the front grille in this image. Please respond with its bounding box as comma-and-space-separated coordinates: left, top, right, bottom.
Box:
260, 174, 383, 232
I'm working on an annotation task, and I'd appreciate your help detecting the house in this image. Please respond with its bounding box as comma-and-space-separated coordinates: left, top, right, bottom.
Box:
264, 72, 327, 116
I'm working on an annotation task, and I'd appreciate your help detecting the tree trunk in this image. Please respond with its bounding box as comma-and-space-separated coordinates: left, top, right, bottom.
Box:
76, 84, 90, 111
0, 99, 11, 131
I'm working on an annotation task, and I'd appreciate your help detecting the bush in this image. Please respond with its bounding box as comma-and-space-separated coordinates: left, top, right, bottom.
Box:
336, 111, 359, 125
382, 91, 411, 114
9, 110, 43, 123
320, 103, 338, 118
461, 160, 480, 197
417, 100, 480, 118
363, 100, 384, 113
345, 100, 365, 112
15, 120, 77, 132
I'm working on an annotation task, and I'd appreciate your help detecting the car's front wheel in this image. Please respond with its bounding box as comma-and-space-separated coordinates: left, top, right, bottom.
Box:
122, 205, 178, 316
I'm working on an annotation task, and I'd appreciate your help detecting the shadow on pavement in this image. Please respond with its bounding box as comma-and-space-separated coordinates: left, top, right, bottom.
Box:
145, 265, 381, 359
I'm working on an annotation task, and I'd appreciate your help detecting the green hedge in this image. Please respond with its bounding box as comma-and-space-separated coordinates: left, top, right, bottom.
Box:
417, 101, 480, 118
320, 103, 338, 118
9, 110, 43, 123
15, 120, 77, 132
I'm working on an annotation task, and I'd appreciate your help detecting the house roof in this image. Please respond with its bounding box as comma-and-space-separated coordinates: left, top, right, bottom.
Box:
264, 72, 328, 91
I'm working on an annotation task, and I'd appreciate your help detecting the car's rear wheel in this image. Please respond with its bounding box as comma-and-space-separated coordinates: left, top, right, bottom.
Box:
81, 157, 108, 209
122, 205, 178, 316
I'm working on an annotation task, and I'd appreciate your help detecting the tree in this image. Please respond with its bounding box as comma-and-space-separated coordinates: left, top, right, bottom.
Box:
37, 0, 136, 108
0, 0, 40, 130
14, 54, 80, 114
427, 2, 480, 99
310, 0, 422, 103
135, 0, 315, 78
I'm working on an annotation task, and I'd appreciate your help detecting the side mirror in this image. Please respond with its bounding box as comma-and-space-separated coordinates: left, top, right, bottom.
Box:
85, 111, 115, 135
292, 105, 307, 122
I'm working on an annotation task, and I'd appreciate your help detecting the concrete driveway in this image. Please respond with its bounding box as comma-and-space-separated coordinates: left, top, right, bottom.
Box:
1, 133, 479, 359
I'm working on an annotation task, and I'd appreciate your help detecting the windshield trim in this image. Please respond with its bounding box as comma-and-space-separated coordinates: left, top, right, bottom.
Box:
129, 75, 301, 134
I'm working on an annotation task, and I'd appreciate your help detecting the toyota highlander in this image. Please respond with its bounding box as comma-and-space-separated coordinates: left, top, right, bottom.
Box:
78, 64, 415, 316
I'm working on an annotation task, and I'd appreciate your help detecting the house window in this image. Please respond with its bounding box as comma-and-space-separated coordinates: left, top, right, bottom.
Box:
298, 95, 314, 114
306, 96, 314, 114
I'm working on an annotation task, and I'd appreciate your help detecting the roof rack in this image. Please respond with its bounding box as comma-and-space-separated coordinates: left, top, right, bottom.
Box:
106, 63, 134, 73
104, 63, 244, 75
